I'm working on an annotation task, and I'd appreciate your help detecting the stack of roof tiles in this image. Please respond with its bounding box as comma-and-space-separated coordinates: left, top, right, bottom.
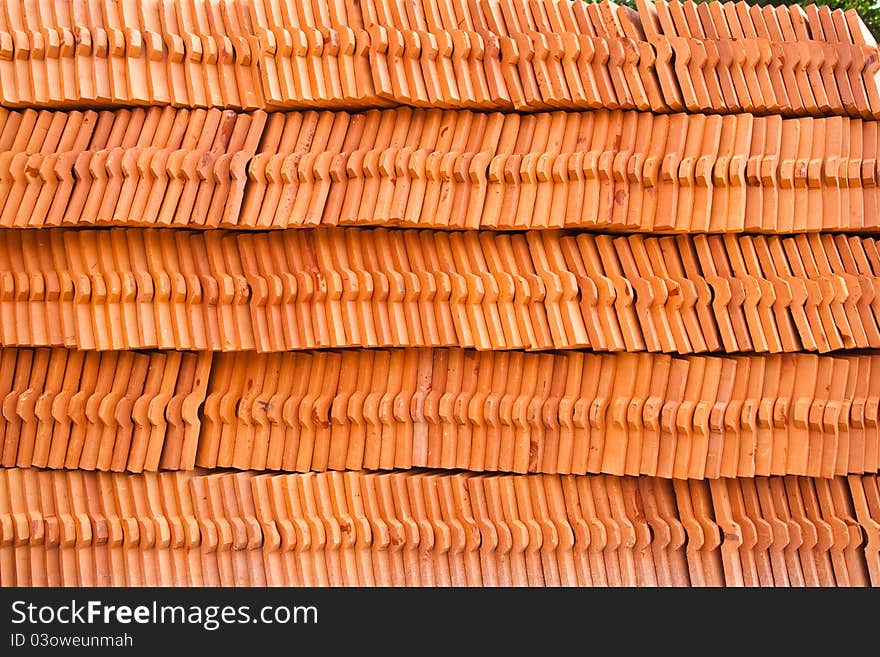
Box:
0, 0, 879, 587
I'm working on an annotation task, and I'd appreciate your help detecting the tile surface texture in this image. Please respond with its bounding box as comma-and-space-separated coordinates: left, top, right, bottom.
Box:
0, 0, 878, 587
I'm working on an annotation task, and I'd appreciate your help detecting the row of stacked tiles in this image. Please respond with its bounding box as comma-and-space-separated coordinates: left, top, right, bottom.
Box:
0, 0, 877, 117
0, 108, 879, 232
1, 347, 879, 479
1, 469, 877, 587
2, 228, 879, 353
